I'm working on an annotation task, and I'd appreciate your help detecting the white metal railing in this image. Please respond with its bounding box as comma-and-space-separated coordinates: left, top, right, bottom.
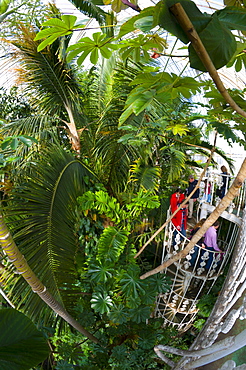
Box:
155, 212, 240, 331
154, 171, 245, 331
164, 222, 229, 280
198, 171, 246, 222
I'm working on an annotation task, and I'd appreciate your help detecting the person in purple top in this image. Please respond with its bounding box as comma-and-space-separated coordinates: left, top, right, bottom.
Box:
203, 220, 223, 252
203, 220, 224, 270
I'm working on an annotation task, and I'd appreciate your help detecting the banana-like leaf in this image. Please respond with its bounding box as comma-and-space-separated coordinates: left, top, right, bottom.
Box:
0, 309, 49, 370
69, 0, 109, 25
4, 145, 95, 320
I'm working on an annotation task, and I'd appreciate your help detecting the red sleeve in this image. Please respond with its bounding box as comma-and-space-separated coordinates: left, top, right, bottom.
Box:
170, 193, 178, 213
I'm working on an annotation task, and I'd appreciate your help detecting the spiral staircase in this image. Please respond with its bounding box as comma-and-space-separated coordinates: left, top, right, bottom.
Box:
154, 172, 245, 331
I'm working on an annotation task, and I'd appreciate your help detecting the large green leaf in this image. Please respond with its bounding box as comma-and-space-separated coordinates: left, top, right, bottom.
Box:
35, 15, 83, 52
217, 6, 246, 31
157, 0, 238, 71
128, 305, 151, 323
0, 0, 10, 14
189, 14, 236, 71
118, 7, 156, 38
91, 291, 113, 314
157, 0, 210, 44
119, 88, 156, 125
68, 0, 109, 25
88, 261, 114, 283
108, 304, 129, 324
129, 161, 161, 191
119, 71, 201, 125
0, 309, 49, 370
120, 265, 146, 299
67, 32, 118, 65
134, 16, 154, 32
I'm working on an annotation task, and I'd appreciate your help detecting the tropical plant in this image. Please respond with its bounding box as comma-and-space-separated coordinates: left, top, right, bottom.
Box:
0, 308, 49, 370
1, 145, 95, 318
0, 1, 246, 368
2, 19, 84, 153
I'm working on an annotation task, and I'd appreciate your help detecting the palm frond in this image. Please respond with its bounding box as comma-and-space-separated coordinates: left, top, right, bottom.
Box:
164, 147, 186, 183
2, 115, 58, 139
79, 62, 145, 195
4, 145, 95, 320
93, 125, 139, 195
7, 25, 83, 122
129, 159, 161, 191
0, 115, 65, 173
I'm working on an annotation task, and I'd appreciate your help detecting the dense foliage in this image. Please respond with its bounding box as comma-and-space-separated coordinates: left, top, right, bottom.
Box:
0, 0, 245, 369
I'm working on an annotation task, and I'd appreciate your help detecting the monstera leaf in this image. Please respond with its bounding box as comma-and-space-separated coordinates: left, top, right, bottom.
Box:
0, 309, 49, 370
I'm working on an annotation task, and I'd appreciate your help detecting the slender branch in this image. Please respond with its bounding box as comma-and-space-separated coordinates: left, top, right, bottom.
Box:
140, 156, 246, 279
134, 132, 217, 259
169, 3, 246, 119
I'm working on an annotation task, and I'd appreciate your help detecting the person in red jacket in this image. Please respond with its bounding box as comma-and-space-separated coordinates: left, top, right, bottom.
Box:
170, 188, 187, 237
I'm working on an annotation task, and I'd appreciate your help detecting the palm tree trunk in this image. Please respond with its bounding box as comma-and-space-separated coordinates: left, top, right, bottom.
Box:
0, 213, 99, 344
